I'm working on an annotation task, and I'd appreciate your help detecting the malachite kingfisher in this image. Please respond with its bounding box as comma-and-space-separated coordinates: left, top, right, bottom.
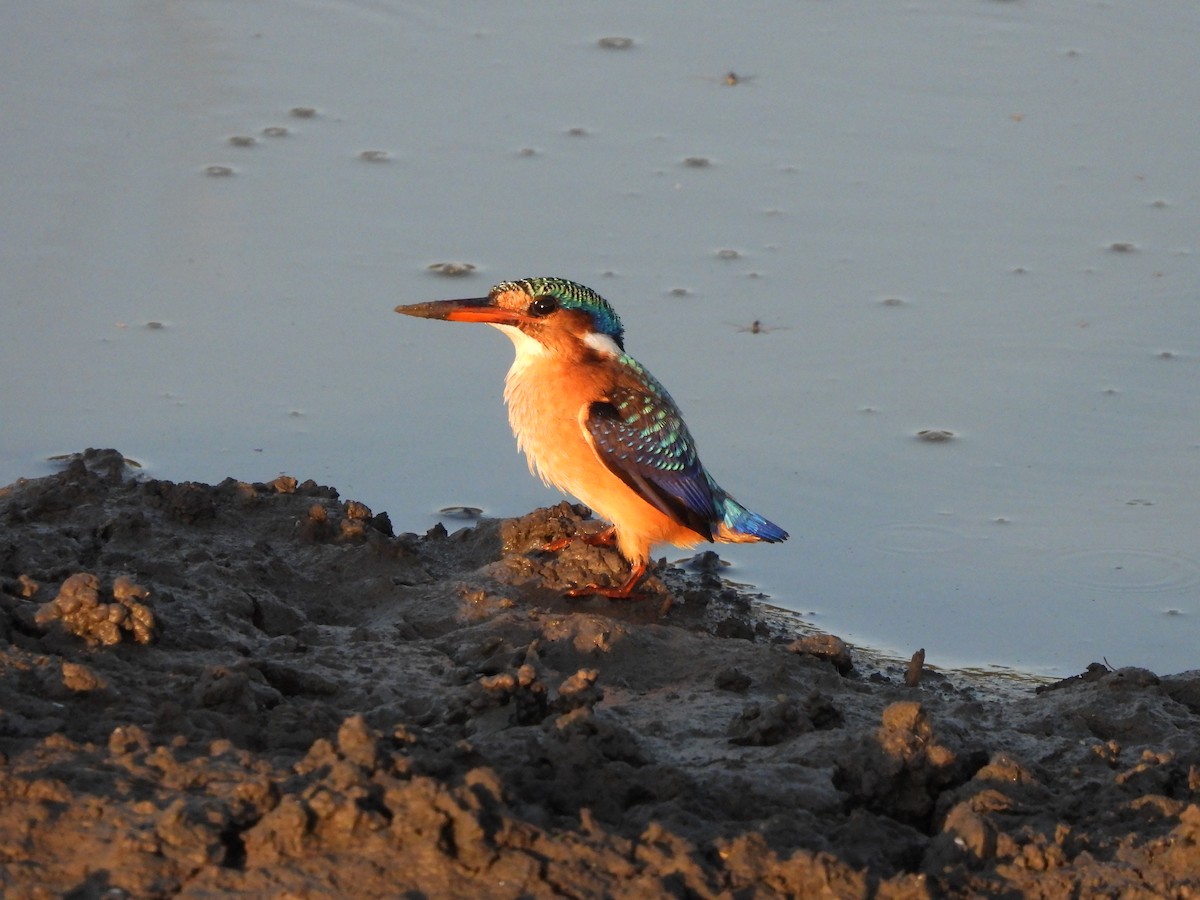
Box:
395, 277, 788, 599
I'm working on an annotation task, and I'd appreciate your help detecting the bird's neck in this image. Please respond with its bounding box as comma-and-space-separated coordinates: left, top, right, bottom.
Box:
490, 324, 617, 459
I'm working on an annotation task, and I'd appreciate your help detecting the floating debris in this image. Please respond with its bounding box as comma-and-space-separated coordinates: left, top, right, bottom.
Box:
427, 262, 477, 277
915, 429, 956, 443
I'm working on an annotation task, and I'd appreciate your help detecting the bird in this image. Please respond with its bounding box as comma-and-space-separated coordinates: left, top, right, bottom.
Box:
395, 277, 788, 599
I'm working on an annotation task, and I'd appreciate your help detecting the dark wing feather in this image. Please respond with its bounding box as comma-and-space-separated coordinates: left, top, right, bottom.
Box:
584, 384, 718, 540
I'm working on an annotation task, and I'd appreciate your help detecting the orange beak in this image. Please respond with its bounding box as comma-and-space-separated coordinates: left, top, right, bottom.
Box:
394, 297, 534, 326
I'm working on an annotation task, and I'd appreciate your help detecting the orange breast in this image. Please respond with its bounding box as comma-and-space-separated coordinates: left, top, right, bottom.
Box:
503, 353, 706, 564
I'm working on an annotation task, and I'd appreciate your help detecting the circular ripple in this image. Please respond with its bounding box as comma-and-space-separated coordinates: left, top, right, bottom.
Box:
1049, 548, 1200, 594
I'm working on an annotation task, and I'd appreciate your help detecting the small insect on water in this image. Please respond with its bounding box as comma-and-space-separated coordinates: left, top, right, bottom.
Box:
726, 320, 788, 335
695, 71, 758, 87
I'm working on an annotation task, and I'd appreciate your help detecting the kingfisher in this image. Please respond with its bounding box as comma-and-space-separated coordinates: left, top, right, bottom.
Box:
395, 277, 788, 599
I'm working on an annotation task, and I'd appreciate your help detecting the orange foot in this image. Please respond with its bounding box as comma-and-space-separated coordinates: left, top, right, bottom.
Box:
565, 561, 648, 600
539, 527, 646, 599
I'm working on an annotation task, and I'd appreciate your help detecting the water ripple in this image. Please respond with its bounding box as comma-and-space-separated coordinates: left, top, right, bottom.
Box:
1048, 548, 1200, 595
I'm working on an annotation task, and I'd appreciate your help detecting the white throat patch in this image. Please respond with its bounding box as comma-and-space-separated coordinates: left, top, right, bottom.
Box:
490, 323, 548, 369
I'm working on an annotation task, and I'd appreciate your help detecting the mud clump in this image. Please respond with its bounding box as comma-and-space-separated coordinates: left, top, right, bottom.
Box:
32, 572, 155, 646
835, 701, 979, 827
1, 448, 1199, 897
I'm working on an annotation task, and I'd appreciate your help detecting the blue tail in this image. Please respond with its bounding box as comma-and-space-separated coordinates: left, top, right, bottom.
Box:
719, 496, 789, 543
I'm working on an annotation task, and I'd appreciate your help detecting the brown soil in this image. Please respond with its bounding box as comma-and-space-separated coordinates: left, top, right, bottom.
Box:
1, 448, 1198, 898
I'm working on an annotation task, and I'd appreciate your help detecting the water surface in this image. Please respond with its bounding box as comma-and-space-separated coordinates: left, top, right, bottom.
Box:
2, 0, 1198, 674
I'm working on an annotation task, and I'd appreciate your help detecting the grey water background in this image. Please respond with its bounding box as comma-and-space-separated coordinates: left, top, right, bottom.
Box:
3, 1, 1198, 675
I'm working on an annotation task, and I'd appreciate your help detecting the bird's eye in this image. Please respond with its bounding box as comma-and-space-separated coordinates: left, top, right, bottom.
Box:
529, 295, 558, 316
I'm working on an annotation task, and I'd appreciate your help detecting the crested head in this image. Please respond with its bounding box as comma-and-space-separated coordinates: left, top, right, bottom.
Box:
492, 277, 624, 351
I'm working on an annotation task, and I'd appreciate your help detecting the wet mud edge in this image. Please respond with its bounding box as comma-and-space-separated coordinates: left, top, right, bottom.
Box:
1, 449, 1198, 897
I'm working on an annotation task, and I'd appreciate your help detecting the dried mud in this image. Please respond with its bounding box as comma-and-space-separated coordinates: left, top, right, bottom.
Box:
1, 449, 1198, 898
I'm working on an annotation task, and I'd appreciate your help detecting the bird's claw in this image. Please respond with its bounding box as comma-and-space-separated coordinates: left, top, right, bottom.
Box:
562, 560, 649, 601
540, 536, 574, 553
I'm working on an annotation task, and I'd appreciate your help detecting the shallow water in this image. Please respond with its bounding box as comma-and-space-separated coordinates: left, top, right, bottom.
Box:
2, 0, 1198, 675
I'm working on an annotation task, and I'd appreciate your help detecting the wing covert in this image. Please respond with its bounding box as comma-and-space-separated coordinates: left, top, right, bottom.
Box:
583, 384, 718, 540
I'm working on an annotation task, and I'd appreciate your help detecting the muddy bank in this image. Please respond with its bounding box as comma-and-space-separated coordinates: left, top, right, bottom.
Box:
1, 449, 1198, 897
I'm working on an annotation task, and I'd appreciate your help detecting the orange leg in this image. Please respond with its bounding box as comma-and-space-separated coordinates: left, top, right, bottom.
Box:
565, 561, 648, 600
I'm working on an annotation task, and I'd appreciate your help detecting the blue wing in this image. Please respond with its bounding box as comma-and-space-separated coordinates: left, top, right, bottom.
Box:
584, 380, 719, 540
